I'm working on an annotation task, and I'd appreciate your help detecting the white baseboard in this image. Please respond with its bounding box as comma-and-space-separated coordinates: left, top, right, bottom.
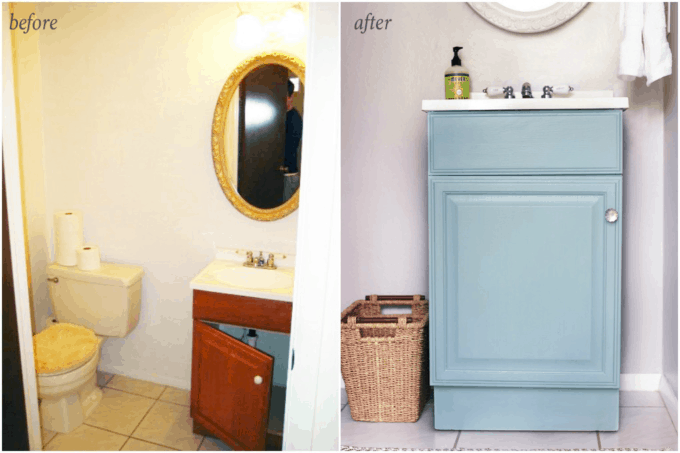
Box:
97, 365, 190, 391
659, 375, 678, 429
620, 373, 662, 391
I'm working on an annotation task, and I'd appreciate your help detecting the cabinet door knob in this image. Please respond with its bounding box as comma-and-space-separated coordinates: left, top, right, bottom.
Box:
605, 208, 619, 223
254, 376, 263, 385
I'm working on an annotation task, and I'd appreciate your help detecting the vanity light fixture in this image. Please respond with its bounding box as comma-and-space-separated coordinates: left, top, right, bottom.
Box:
235, 3, 264, 50
234, 2, 305, 50
280, 3, 305, 44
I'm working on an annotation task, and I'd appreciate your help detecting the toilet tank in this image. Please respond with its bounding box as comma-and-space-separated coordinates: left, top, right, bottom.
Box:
47, 262, 144, 338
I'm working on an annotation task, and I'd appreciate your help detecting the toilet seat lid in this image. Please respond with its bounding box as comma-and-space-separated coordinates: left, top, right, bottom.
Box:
33, 323, 99, 375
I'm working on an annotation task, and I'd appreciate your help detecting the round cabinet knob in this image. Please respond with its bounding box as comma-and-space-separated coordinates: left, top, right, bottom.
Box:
605, 208, 619, 223
254, 376, 263, 385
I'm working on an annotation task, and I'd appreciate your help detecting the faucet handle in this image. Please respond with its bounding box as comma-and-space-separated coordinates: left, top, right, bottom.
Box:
266, 253, 277, 270
244, 251, 255, 267
552, 85, 574, 95
483, 86, 504, 96
542, 85, 574, 98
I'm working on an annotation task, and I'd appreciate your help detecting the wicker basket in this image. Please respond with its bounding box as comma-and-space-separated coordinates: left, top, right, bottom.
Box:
341, 294, 430, 423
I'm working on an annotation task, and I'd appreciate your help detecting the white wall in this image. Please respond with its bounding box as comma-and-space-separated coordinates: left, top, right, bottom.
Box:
341, 2, 667, 375
31, 2, 307, 389
663, 3, 678, 398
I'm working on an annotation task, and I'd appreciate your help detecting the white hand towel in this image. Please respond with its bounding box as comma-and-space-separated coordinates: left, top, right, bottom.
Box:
643, 3, 673, 86
618, 2, 645, 81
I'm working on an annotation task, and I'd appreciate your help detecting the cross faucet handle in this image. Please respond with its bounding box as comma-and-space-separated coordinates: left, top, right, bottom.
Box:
265, 253, 277, 270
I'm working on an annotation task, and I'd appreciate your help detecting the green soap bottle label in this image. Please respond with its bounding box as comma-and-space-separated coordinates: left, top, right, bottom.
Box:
445, 73, 470, 99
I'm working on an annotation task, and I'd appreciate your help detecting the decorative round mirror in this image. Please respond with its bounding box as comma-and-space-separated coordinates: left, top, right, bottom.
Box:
468, 2, 588, 33
212, 52, 305, 221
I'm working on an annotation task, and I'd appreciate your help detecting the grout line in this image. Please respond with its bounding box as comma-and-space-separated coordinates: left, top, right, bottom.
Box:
597, 431, 602, 450
43, 432, 57, 449
197, 436, 206, 450
119, 436, 131, 451
102, 385, 164, 401
128, 436, 183, 451
666, 406, 678, 433
155, 398, 191, 408
128, 399, 159, 439
157, 386, 168, 401
82, 422, 133, 437
453, 430, 462, 449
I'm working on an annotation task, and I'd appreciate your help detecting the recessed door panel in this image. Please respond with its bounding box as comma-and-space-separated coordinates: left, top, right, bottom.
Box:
191, 320, 273, 450
429, 176, 621, 388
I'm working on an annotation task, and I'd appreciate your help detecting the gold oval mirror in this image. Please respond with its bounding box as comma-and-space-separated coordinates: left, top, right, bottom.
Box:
212, 52, 305, 221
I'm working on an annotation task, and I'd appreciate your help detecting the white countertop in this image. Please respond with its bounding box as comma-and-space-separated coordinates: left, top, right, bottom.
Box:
423, 91, 629, 111
190, 259, 294, 303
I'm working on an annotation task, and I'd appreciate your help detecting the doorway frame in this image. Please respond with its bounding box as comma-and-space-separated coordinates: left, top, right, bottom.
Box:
2, 3, 42, 449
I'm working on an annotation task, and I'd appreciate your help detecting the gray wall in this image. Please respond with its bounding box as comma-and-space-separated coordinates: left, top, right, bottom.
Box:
663, 3, 678, 397
341, 2, 668, 375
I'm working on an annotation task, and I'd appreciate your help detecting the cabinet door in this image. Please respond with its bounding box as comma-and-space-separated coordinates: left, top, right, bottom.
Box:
429, 176, 621, 388
191, 320, 273, 450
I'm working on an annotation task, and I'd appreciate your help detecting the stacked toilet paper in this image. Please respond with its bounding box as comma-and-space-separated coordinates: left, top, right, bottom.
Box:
76, 245, 101, 271
54, 211, 84, 266
54, 211, 101, 271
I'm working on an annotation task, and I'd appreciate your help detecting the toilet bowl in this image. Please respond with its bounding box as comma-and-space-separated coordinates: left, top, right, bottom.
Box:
37, 335, 105, 433
39, 262, 144, 434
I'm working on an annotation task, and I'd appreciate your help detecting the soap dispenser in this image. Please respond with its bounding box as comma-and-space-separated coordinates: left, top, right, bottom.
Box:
444, 46, 470, 100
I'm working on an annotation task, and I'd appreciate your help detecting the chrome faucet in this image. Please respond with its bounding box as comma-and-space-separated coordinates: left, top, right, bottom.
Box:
521, 82, 533, 98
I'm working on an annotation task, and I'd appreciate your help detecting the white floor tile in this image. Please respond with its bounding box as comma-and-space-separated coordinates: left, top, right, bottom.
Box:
199, 436, 233, 451
44, 424, 128, 451
341, 400, 459, 449
132, 400, 203, 450
620, 390, 665, 407
122, 438, 178, 451
41, 426, 58, 446
457, 430, 599, 450
599, 407, 678, 450
85, 387, 156, 435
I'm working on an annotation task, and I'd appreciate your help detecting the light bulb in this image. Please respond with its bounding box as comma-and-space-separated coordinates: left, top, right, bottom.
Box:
235, 13, 264, 49
280, 8, 305, 44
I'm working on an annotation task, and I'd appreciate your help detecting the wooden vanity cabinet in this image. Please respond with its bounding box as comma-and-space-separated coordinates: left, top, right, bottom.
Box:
191, 290, 292, 451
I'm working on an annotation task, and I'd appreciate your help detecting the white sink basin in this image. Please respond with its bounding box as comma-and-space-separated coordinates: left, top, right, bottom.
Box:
214, 266, 294, 290
423, 90, 629, 111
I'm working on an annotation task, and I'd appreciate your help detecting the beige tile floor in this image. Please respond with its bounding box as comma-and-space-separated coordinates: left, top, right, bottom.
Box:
42, 372, 232, 451
341, 390, 679, 450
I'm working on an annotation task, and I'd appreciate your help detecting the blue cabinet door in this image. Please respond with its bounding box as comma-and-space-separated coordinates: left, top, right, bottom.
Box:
429, 176, 621, 388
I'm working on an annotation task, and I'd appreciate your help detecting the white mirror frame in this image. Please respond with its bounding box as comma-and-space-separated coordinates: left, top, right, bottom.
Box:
468, 2, 588, 34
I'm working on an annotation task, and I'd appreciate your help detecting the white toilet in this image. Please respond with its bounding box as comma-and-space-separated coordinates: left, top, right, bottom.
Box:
36, 262, 144, 434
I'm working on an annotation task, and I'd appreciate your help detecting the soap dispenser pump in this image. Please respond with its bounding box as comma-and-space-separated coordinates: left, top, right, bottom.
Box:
445, 46, 470, 100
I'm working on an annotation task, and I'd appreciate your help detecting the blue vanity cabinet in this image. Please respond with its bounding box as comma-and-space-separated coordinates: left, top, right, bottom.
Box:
427, 110, 623, 431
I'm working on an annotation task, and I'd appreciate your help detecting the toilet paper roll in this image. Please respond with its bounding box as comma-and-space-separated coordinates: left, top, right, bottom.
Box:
77, 245, 101, 271
54, 211, 84, 266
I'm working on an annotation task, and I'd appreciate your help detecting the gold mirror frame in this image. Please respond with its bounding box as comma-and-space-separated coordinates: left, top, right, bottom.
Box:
212, 52, 305, 221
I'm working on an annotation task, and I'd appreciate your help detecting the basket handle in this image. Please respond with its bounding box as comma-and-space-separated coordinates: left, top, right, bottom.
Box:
348, 316, 414, 324
366, 294, 424, 301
